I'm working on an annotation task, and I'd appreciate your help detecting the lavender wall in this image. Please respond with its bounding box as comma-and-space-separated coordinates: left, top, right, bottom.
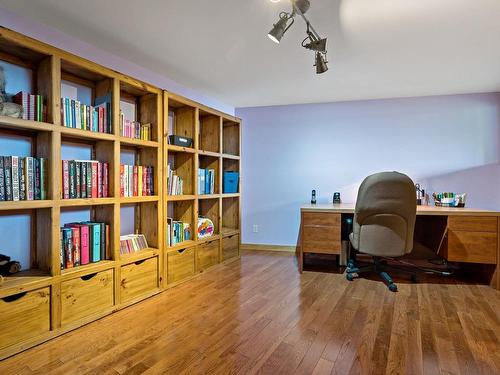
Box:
0, 7, 234, 115
236, 93, 500, 246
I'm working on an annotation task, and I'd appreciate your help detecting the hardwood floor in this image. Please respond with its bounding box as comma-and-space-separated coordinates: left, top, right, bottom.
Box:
1, 250, 499, 374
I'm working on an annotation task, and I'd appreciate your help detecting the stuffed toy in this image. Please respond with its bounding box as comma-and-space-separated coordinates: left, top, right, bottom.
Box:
0, 254, 21, 276
0, 66, 24, 118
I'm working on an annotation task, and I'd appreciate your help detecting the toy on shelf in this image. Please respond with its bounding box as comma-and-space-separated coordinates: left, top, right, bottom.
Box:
433, 192, 466, 208
197, 217, 215, 239
0, 254, 21, 276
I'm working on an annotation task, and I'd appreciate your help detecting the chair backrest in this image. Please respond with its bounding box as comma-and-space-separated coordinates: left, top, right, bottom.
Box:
351, 171, 416, 257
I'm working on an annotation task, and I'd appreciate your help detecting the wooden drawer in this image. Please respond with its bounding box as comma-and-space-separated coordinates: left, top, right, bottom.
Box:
447, 230, 497, 264
0, 287, 50, 349
302, 225, 341, 254
448, 216, 497, 233
167, 247, 195, 284
61, 269, 114, 326
222, 235, 239, 261
196, 240, 220, 272
120, 257, 159, 303
303, 212, 341, 227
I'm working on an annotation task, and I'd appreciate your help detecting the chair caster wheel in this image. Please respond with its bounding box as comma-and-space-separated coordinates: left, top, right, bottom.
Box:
388, 283, 398, 292
346, 273, 354, 281
347, 260, 354, 268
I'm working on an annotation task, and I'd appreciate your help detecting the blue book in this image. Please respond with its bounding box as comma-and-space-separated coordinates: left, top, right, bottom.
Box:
205, 170, 210, 194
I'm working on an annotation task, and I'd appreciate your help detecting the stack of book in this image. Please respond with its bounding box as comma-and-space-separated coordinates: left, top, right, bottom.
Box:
119, 234, 149, 255
13, 91, 45, 122
167, 164, 183, 195
61, 94, 112, 133
60, 221, 109, 269
198, 168, 215, 195
0, 156, 48, 201
166, 218, 191, 246
120, 164, 154, 197
62, 160, 109, 199
119, 111, 152, 140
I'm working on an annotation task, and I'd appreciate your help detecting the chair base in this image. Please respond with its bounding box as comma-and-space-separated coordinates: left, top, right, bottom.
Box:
346, 255, 417, 292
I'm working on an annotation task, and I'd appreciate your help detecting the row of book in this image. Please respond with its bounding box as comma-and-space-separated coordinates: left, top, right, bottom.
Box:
166, 218, 191, 246
13, 91, 46, 122
198, 168, 215, 195
120, 165, 154, 197
61, 94, 112, 134
120, 234, 149, 255
62, 160, 109, 199
60, 221, 109, 269
167, 164, 183, 195
0, 156, 48, 201
119, 111, 152, 140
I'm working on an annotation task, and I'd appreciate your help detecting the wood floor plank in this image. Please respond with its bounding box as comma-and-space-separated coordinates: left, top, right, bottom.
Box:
0, 250, 499, 375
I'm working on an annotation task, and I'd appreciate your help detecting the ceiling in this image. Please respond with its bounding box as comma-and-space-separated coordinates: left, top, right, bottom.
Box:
1, 0, 500, 108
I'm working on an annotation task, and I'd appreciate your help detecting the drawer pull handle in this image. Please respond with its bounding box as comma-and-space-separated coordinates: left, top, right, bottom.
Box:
134, 260, 146, 265
2, 292, 28, 303
81, 273, 98, 281
178, 249, 186, 254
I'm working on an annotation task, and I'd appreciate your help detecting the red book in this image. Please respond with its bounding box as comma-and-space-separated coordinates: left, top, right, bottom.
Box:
91, 162, 98, 198
98, 107, 104, 133
142, 166, 148, 196
97, 162, 103, 198
103, 162, 109, 198
68, 224, 89, 265
120, 164, 125, 197
133, 165, 138, 197
62, 160, 70, 199
70, 226, 81, 267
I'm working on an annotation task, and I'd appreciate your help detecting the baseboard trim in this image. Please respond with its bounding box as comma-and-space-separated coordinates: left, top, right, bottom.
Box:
241, 243, 296, 253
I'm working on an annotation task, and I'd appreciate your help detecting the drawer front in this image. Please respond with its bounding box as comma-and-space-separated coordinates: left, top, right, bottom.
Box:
303, 225, 341, 254
303, 212, 341, 227
196, 240, 220, 272
448, 216, 497, 233
120, 257, 159, 303
167, 247, 195, 284
61, 269, 114, 326
222, 235, 239, 261
0, 287, 50, 349
447, 231, 497, 264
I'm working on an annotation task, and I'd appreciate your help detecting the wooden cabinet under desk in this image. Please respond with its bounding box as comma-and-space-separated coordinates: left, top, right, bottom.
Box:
298, 204, 500, 289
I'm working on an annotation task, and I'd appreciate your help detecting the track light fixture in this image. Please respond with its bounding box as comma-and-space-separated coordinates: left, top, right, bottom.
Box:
267, 0, 329, 74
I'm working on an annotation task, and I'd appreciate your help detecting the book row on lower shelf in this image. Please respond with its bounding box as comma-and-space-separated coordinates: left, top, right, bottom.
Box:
62, 160, 109, 199
60, 221, 109, 270
119, 111, 152, 141
198, 168, 215, 195
166, 218, 192, 246
14, 91, 46, 122
120, 164, 154, 197
61, 96, 112, 134
119, 234, 149, 255
0, 156, 48, 201
167, 164, 183, 195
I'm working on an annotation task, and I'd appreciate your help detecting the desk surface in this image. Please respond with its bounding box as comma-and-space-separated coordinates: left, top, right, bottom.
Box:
301, 203, 500, 216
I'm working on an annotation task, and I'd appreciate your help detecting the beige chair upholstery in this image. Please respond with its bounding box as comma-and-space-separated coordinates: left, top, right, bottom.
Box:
350, 172, 416, 257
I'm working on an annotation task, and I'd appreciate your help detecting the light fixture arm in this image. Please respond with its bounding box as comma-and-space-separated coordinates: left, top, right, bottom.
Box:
291, 1, 322, 43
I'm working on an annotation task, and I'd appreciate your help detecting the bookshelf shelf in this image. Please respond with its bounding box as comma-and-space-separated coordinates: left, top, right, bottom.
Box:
0, 26, 236, 359
222, 193, 240, 198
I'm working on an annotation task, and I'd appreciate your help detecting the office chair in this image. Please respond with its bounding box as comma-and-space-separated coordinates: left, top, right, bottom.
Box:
346, 171, 417, 292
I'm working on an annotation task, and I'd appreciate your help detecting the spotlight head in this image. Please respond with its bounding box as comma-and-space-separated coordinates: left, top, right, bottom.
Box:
314, 52, 328, 74
267, 13, 294, 44
304, 37, 327, 53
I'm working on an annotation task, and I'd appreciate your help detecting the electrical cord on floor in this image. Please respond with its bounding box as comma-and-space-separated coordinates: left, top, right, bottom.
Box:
382, 257, 454, 276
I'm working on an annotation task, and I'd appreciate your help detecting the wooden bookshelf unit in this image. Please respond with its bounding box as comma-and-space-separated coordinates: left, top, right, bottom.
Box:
0, 27, 241, 359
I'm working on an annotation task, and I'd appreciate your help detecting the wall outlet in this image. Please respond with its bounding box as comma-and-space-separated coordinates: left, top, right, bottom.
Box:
253, 225, 259, 233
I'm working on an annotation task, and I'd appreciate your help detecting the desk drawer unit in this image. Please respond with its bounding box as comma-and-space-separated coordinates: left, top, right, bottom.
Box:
120, 257, 159, 303
0, 287, 50, 350
196, 240, 220, 272
446, 216, 498, 264
61, 269, 114, 326
167, 247, 195, 284
302, 212, 341, 254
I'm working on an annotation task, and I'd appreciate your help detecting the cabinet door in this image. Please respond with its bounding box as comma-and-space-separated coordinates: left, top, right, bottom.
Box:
302, 213, 341, 254
447, 231, 497, 264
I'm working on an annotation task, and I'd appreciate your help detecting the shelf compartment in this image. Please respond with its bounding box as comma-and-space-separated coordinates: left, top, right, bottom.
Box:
223, 119, 240, 156
167, 152, 195, 196
222, 197, 240, 232
199, 111, 221, 153
166, 200, 195, 248
167, 246, 195, 284
198, 198, 220, 239
120, 255, 159, 303
198, 154, 220, 195
167, 98, 196, 151
120, 144, 159, 199
120, 201, 160, 253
